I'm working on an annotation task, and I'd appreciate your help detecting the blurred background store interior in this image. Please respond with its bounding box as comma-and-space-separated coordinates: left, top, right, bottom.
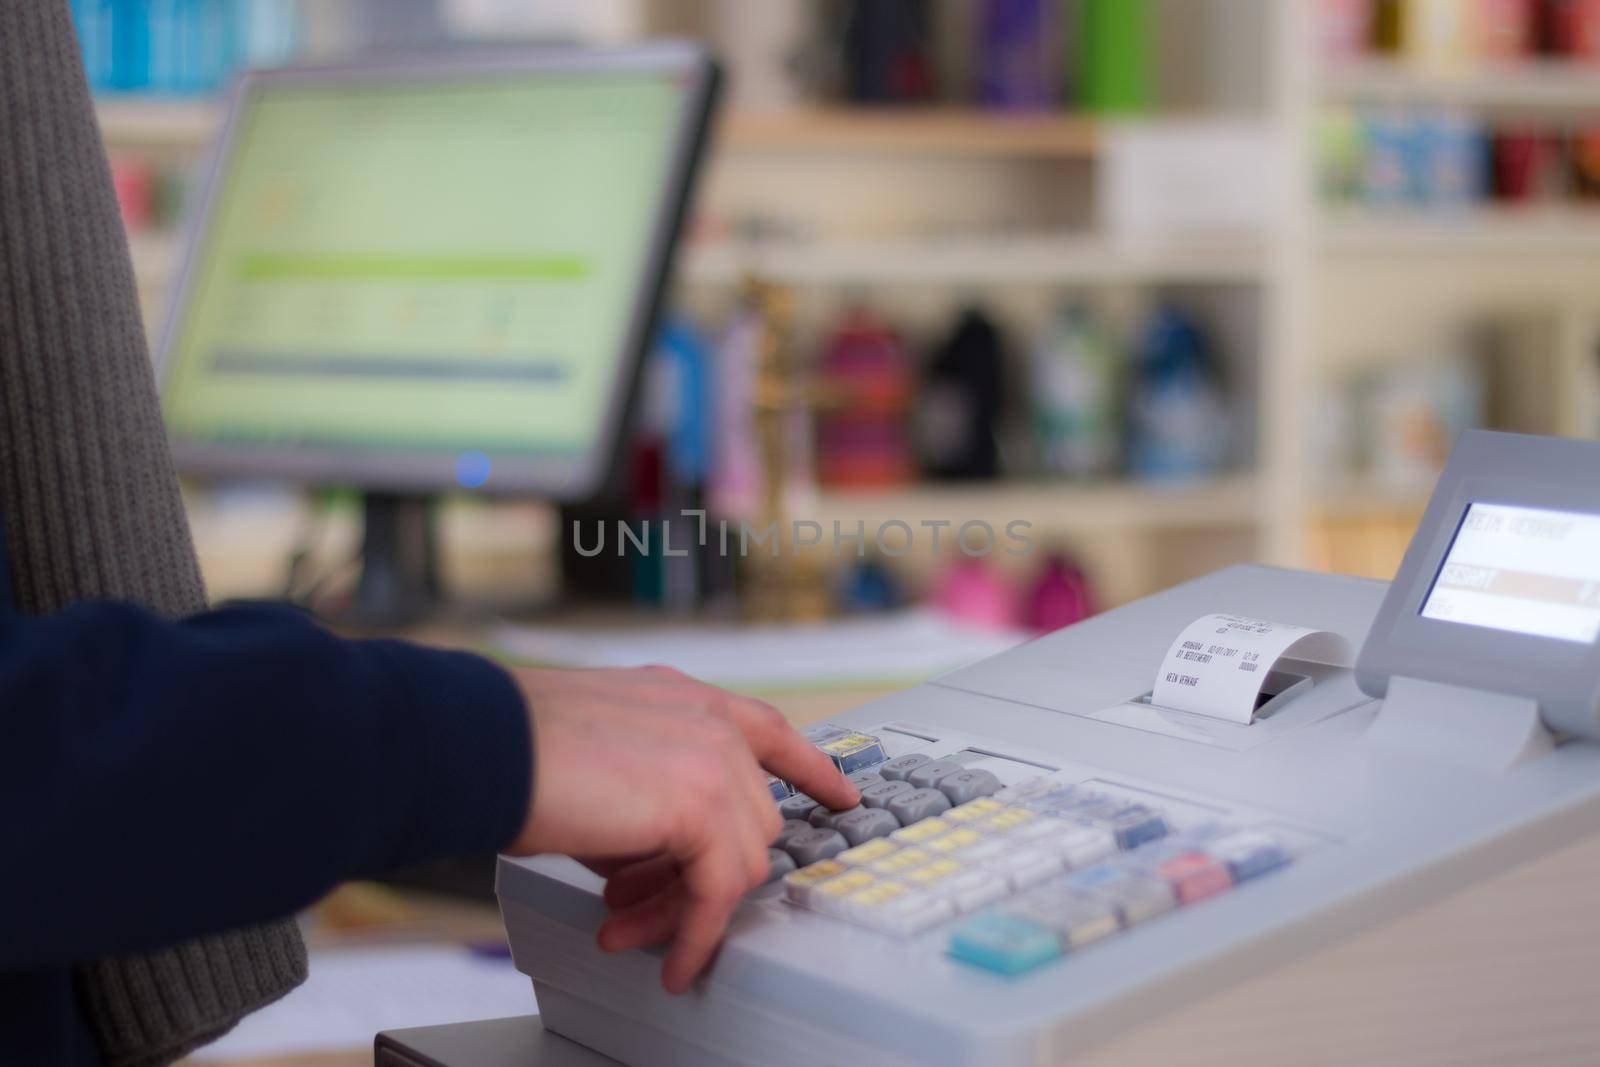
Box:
85, 0, 1600, 639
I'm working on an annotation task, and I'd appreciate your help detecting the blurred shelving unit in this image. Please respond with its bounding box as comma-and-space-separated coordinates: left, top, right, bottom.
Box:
101, 1, 1317, 609
1305, 7, 1600, 581
714, 106, 1100, 158
95, 96, 220, 147
1322, 58, 1600, 112
683, 234, 1271, 287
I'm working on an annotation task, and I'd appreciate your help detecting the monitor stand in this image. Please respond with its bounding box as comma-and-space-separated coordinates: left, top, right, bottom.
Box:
345, 492, 442, 629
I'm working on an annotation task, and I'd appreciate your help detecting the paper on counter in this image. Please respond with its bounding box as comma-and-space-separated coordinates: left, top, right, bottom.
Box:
1151, 613, 1353, 724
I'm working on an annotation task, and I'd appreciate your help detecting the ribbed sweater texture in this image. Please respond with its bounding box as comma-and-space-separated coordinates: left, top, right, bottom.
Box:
0, 2, 308, 1064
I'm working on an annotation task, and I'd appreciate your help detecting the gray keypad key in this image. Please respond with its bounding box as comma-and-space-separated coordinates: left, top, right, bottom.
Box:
809, 804, 865, 830
779, 792, 820, 822
847, 768, 883, 789
938, 769, 1003, 806
765, 848, 797, 884
906, 758, 964, 790
878, 752, 932, 781
859, 778, 914, 809
835, 807, 900, 846
774, 819, 812, 851
785, 827, 849, 867
885, 786, 952, 825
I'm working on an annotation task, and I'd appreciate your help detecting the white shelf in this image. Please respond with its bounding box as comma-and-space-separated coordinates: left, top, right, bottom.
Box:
716, 107, 1098, 158
1321, 208, 1600, 256
811, 477, 1261, 534
95, 97, 220, 146
1322, 58, 1600, 111
683, 235, 1269, 287
128, 231, 182, 284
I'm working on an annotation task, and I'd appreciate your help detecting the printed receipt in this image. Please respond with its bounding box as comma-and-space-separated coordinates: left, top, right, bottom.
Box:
1151, 614, 1353, 724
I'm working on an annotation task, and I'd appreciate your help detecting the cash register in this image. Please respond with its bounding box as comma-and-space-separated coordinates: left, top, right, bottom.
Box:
389, 430, 1600, 1065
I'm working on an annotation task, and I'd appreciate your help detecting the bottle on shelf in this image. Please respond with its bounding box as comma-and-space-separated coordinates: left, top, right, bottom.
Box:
1029, 302, 1121, 481
1022, 552, 1095, 633
1125, 304, 1229, 482
815, 305, 917, 489
917, 307, 1006, 481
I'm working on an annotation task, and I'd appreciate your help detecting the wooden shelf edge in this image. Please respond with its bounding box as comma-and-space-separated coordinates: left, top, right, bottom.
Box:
715, 106, 1099, 158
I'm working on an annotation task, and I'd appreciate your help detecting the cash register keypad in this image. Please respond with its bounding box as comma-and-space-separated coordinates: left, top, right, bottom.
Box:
772, 724, 1299, 978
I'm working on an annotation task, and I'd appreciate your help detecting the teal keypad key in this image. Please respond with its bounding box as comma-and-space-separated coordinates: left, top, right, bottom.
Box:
947, 912, 1062, 976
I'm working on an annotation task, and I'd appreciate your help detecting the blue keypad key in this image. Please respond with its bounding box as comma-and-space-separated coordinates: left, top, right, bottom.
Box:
1105, 805, 1168, 851
948, 911, 1062, 976
768, 776, 791, 802
1206, 830, 1290, 882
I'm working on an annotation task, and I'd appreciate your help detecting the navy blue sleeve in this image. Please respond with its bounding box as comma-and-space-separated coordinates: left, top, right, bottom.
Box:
0, 601, 531, 970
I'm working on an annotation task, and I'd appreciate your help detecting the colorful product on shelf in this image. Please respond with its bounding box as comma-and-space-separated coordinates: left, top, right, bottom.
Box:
1030, 303, 1120, 480
1537, 0, 1600, 56
1022, 552, 1094, 634
109, 156, 155, 231
977, 0, 1059, 110
918, 308, 1006, 482
1478, 0, 1538, 59
1491, 128, 1562, 200
840, 0, 936, 104
931, 558, 1016, 631
1569, 128, 1600, 198
1320, 0, 1376, 61
1125, 305, 1228, 483
815, 307, 917, 489
73, 0, 298, 96
1077, 0, 1150, 113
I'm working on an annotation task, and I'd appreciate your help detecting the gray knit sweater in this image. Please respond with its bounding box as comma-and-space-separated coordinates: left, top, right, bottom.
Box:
0, 3, 308, 1064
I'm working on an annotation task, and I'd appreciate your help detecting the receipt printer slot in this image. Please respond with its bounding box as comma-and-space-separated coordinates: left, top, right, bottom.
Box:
1135, 668, 1312, 721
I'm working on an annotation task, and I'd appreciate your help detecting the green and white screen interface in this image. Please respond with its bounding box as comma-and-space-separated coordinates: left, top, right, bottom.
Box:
163, 70, 686, 470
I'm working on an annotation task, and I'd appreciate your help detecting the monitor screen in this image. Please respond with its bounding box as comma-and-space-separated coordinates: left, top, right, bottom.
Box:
1419, 502, 1600, 643
159, 56, 701, 491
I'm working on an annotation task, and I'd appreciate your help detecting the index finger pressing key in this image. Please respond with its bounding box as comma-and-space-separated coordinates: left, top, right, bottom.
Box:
730, 701, 859, 812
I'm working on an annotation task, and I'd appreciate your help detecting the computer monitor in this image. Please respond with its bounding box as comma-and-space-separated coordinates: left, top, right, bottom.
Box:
156, 44, 720, 623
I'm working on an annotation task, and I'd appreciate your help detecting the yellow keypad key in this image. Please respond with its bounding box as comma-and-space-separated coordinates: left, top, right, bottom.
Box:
838, 838, 898, 867
925, 828, 983, 855
870, 846, 932, 876
891, 818, 952, 845
982, 808, 1039, 833
817, 733, 887, 774
815, 869, 877, 898
848, 881, 911, 910
904, 857, 966, 888
783, 860, 847, 905
944, 797, 1006, 824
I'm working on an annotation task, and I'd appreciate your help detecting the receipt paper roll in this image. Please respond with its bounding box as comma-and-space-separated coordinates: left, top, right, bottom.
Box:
1152, 613, 1353, 724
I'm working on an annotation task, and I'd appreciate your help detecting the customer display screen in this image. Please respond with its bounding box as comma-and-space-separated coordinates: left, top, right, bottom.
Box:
1420, 502, 1600, 644
162, 68, 687, 461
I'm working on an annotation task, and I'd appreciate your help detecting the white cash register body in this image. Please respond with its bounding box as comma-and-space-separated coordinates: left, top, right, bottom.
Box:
498, 431, 1600, 1066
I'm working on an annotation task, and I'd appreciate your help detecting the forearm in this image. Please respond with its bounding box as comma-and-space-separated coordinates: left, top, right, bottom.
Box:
0, 602, 530, 969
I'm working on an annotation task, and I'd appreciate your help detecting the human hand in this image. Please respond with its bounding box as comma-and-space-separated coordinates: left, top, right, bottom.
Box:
504, 665, 859, 993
